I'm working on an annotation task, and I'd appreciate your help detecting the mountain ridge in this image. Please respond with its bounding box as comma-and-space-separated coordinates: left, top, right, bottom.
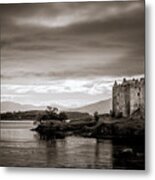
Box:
72, 98, 112, 115
1, 99, 112, 115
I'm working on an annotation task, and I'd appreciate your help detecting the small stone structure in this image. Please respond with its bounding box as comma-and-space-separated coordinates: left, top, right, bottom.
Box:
112, 78, 145, 117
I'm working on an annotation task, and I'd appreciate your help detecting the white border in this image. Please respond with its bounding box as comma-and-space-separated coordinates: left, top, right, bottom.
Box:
0, 0, 155, 179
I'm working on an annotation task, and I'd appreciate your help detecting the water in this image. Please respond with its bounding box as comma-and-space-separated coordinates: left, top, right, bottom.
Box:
0, 121, 144, 169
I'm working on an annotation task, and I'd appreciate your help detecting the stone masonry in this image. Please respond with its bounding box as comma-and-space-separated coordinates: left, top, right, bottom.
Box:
112, 78, 145, 117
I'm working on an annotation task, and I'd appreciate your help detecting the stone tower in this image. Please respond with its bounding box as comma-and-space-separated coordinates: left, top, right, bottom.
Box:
112, 78, 145, 117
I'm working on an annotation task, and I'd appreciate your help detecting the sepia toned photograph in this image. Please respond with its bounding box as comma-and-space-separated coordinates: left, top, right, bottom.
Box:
0, 0, 145, 169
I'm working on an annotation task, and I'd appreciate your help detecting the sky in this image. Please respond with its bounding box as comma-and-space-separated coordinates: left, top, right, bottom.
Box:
0, 0, 145, 108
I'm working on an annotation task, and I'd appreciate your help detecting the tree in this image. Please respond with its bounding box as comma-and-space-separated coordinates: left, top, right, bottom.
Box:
45, 106, 59, 120
35, 106, 68, 122
59, 112, 68, 121
46, 106, 58, 113
53, 107, 58, 114
36, 113, 42, 122
94, 111, 99, 123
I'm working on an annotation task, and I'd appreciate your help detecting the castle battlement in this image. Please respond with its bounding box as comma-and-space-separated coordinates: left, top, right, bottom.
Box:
114, 78, 144, 87
112, 77, 145, 117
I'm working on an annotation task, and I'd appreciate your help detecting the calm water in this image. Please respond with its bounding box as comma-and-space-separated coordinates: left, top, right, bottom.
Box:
0, 121, 144, 169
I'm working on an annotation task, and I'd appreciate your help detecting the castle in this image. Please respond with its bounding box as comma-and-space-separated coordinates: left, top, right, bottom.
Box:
112, 78, 145, 117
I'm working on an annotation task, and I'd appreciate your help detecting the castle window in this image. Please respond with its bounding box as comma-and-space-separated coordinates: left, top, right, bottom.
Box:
137, 92, 140, 96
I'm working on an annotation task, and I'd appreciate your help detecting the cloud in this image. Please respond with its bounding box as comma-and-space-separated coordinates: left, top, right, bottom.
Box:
0, 1, 145, 107
1, 74, 144, 107
12, 1, 142, 29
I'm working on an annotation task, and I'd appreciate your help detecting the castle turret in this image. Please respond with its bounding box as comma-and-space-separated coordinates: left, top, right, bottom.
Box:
114, 80, 117, 86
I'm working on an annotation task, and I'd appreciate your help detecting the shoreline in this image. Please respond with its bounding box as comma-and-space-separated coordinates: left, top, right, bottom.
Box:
33, 117, 144, 141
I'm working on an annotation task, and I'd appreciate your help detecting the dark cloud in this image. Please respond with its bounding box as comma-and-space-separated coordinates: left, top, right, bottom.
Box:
0, 1, 145, 106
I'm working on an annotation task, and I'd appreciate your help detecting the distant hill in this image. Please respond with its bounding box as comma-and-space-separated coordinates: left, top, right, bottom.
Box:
1, 99, 112, 120
1, 101, 45, 113
0, 101, 66, 113
1, 99, 112, 115
72, 99, 112, 115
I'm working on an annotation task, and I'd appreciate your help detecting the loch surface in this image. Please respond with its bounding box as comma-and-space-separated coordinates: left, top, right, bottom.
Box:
0, 121, 144, 169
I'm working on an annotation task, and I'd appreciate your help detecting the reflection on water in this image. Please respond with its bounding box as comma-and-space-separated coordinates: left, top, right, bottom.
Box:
0, 121, 144, 169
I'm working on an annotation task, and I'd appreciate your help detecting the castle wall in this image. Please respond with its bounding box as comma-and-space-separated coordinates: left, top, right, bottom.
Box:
130, 84, 141, 115
112, 83, 130, 117
112, 78, 144, 117
124, 84, 130, 116
130, 78, 145, 115
113, 85, 122, 117
139, 79, 145, 109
